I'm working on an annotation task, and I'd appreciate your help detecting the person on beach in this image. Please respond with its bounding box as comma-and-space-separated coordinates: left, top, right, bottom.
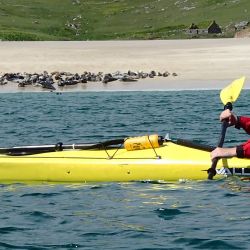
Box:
211, 109, 250, 160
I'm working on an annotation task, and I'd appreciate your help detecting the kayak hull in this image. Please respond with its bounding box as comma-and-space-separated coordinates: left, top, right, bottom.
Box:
0, 141, 250, 183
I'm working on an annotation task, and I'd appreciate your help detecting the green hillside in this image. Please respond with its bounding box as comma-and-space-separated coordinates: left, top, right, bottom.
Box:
0, 0, 249, 40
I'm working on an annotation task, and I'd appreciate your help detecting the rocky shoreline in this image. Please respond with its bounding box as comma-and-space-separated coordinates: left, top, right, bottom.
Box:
0, 70, 178, 91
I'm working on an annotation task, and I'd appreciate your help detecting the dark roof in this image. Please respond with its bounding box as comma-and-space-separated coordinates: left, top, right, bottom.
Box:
189, 23, 199, 29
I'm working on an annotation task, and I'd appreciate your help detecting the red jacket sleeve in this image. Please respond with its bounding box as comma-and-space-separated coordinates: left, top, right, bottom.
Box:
238, 116, 250, 134
237, 140, 250, 158
236, 117, 250, 158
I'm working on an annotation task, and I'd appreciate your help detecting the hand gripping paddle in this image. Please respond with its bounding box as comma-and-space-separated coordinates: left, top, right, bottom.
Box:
207, 76, 245, 180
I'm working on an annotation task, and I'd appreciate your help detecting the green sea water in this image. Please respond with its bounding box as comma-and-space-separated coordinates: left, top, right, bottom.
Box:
0, 91, 250, 249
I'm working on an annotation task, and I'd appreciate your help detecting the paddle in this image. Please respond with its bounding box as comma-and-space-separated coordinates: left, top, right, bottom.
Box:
207, 76, 245, 180
0, 139, 125, 156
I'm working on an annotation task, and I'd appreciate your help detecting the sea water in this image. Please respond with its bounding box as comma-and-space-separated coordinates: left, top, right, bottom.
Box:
0, 90, 250, 249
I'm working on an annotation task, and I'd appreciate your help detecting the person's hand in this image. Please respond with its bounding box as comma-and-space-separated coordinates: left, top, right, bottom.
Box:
219, 109, 237, 125
211, 147, 223, 161
210, 147, 237, 161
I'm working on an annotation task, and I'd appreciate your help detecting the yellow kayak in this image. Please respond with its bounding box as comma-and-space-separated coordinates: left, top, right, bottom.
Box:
0, 136, 249, 183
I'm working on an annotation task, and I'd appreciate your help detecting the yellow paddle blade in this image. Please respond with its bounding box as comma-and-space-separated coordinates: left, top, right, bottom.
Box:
220, 76, 245, 105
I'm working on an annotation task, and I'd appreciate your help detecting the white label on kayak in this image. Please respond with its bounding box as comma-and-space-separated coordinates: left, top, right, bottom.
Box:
217, 167, 250, 176
216, 167, 232, 176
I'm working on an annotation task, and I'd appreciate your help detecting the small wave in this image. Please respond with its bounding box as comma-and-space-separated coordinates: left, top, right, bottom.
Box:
0, 242, 81, 249
23, 211, 56, 222
174, 238, 244, 249
155, 207, 188, 220
224, 193, 239, 197
21, 192, 61, 198
80, 231, 120, 237
90, 185, 104, 189
198, 239, 244, 249
0, 226, 30, 234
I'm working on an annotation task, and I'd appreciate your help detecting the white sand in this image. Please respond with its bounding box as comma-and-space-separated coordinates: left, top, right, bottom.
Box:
0, 38, 250, 91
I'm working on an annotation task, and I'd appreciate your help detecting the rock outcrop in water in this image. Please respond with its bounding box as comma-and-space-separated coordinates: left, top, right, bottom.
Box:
0, 70, 178, 91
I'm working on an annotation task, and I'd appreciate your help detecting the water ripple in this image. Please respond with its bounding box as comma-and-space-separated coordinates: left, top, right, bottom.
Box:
20, 192, 61, 198
1, 91, 250, 249
174, 238, 244, 249
155, 208, 189, 220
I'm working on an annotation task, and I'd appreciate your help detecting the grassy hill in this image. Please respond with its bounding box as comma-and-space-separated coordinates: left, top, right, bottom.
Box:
0, 0, 249, 41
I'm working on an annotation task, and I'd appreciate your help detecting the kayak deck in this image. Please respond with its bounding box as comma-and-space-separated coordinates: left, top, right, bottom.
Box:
0, 141, 250, 183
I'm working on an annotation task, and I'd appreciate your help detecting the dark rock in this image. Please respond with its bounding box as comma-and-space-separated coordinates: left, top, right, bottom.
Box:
163, 71, 170, 77
80, 77, 88, 83
18, 82, 25, 87
128, 70, 137, 76
42, 80, 56, 90
150, 70, 156, 76
0, 79, 7, 85
120, 76, 137, 82
57, 79, 65, 87
102, 74, 117, 84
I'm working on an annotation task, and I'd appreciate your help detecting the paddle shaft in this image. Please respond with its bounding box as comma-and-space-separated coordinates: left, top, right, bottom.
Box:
207, 102, 232, 179
0, 139, 125, 155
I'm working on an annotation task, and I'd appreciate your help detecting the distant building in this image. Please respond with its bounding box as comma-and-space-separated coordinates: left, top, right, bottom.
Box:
189, 23, 198, 29
186, 20, 222, 35
208, 20, 222, 34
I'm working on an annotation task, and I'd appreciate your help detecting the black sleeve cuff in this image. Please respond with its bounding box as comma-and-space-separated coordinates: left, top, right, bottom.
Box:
236, 145, 244, 158
235, 116, 241, 129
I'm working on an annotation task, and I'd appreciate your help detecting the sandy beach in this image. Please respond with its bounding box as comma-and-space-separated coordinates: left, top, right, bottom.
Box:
0, 38, 250, 91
